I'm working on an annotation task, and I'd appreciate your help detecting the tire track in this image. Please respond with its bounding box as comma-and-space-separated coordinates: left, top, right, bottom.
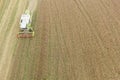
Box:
53, 0, 73, 79
73, 0, 120, 79
73, 0, 107, 57
72, 0, 117, 79
99, 0, 120, 41
97, 0, 120, 61
47, 0, 60, 79
95, 0, 120, 78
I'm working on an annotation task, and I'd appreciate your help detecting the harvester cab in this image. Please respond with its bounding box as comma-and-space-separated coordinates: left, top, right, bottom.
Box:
17, 10, 34, 38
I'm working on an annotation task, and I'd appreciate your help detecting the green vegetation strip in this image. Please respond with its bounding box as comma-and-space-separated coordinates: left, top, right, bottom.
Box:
0, 0, 19, 57
0, 0, 19, 55
0, 0, 10, 23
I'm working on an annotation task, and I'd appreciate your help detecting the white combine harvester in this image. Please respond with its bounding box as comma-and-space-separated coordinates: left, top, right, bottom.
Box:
17, 10, 34, 38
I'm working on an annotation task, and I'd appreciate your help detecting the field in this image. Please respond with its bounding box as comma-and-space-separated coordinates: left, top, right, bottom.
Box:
0, 0, 120, 80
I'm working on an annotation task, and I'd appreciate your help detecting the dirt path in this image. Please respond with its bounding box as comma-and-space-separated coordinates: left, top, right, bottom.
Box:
1, 0, 120, 80
28, 0, 38, 14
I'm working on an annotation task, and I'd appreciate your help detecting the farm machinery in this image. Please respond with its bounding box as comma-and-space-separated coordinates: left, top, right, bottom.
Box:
17, 10, 34, 38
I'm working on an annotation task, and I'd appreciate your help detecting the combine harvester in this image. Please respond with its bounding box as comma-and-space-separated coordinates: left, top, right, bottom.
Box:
17, 10, 34, 38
